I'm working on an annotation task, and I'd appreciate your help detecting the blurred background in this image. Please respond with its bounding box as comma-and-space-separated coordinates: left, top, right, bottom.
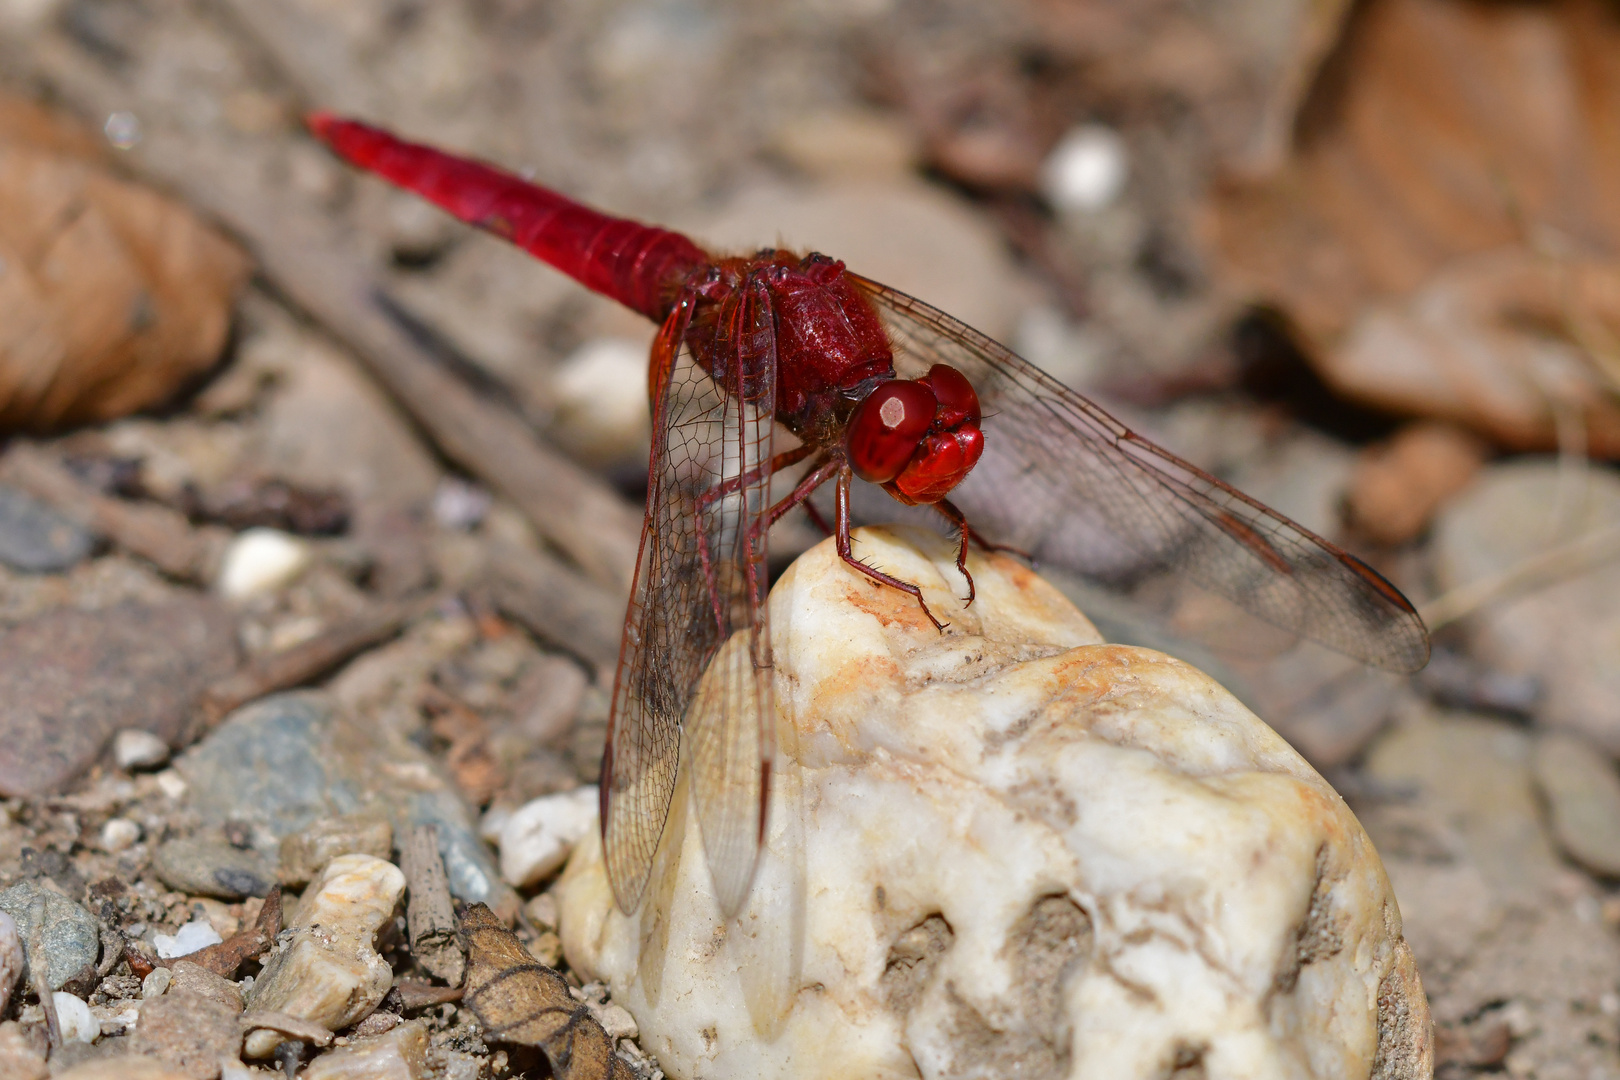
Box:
0, 0, 1617, 1076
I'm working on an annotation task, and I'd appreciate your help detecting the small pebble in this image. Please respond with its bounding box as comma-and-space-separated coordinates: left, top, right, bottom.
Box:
430, 478, 491, 532
129, 988, 244, 1079
1533, 732, 1620, 877
591, 1001, 639, 1041
155, 770, 188, 800
244, 854, 405, 1058
0, 1020, 47, 1080
217, 528, 311, 600
524, 891, 560, 931
114, 729, 172, 771
1041, 124, 1128, 213
153, 838, 276, 900
0, 485, 95, 573
142, 967, 173, 998
99, 817, 142, 853
0, 911, 21, 1016
153, 920, 223, 960
277, 813, 393, 888
302, 1019, 427, 1080
495, 786, 599, 888
53, 991, 100, 1043
169, 959, 244, 1012
550, 339, 652, 463
0, 881, 101, 991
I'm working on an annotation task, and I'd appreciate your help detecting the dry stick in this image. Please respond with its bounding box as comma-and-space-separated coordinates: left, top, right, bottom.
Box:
400, 824, 467, 987
28, 36, 642, 595
0, 444, 219, 582
1419, 522, 1620, 631
488, 543, 625, 674
197, 598, 426, 728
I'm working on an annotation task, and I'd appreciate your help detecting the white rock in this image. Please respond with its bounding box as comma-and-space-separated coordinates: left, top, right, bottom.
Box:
217, 528, 311, 600
52, 992, 99, 1043
558, 527, 1432, 1080
550, 338, 654, 465
244, 853, 405, 1058
0, 910, 20, 1017
1042, 125, 1129, 214
113, 729, 171, 771
154, 770, 188, 800
497, 787, 600, 889
154, 920, 223, 959
98, 817, 141, 853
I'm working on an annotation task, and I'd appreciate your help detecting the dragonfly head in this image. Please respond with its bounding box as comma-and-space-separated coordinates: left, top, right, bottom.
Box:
846, 364, 985, 505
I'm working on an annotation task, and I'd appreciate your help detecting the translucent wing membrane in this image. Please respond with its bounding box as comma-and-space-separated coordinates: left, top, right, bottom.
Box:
850, 276, 1430, 673
604, 290, 776, 916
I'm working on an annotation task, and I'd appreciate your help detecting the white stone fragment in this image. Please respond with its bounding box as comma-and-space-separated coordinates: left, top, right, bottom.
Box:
496, 786, 600, 888
52, 992, 99, 1043
217, 527, 311, 600
99, 817, 141, 853
302, 1018, 429, 1080
244, 853, 405, 1058
0, 910, 20, 1017
114, 729, 171, 770
551, 338, 653, 463
141, 967, 171, 999
1041, 124, 1128, 213
558, 527, 1432, 1080
155, 769, 188, 801
154, 920, 223, 959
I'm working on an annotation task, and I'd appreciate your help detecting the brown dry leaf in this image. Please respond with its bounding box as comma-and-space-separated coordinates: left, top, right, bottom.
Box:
0, 93, 251, 432
461, 903, 636, 1080
1207, 0, 1620, 455
1346, 421, 1488, 544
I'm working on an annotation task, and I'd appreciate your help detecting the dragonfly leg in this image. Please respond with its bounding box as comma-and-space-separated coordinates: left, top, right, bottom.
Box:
937, 497, 1036, 564
929, 498, 978, 607
836, 468, 946, 631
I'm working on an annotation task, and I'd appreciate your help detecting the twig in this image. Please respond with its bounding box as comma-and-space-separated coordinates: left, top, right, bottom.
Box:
400, 825, 466, 987
0, 444, 220, 582
1419, 523, 1620, 630
197, 598, 425, 729
486, 543, 625, 674
183, 886, 283, 979
27, 34, 642, 594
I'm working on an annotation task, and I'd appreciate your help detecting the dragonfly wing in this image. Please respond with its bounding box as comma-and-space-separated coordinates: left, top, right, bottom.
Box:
851, 275, 1430, 673
683, 278, 777, 919
603, 300, 697, 914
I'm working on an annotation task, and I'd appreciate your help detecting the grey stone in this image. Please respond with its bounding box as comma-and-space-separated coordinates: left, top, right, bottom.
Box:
152, 839, 276, 900
0, 880, 101, 992
1532, 731, 1620, 877
0, 597, 239, 797
0, 485, 94, 572
176, 692, 506, 908
1362, 709, 1563, 904
1432, 460, 1620, 752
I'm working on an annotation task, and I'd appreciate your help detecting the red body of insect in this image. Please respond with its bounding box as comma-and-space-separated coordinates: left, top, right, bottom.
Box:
310, 114, 1430, 918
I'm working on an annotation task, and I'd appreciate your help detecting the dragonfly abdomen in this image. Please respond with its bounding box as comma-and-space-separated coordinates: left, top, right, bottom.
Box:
309, 114, 708, 322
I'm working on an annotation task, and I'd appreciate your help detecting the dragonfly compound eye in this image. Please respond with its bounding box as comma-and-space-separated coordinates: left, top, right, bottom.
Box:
888, 424, 985, 504
847, 381, 938, 484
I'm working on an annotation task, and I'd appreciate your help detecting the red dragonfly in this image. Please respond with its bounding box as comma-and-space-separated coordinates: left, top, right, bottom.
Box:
311, 115, 1429, 918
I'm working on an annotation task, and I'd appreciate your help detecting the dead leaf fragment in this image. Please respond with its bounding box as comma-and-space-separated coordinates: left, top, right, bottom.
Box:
1347, 422, 1488, 545
461, 903, 635, 1080
0, 93, 250, 432
1207, 0, 1620, 454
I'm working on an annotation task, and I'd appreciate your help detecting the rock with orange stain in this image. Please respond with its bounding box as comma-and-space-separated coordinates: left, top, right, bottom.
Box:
558, 526, 1431, 1080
